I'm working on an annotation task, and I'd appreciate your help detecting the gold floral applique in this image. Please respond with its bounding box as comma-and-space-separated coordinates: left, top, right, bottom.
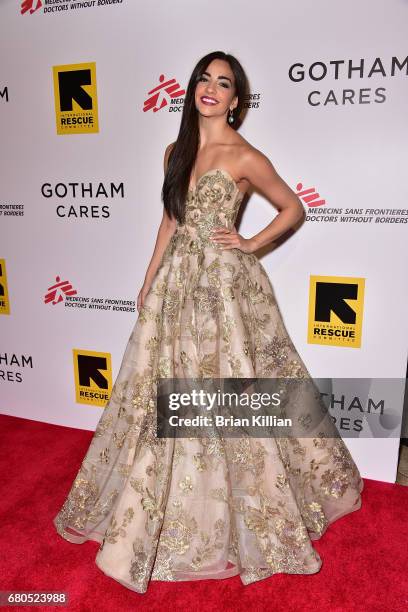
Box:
53, 168, 363, 593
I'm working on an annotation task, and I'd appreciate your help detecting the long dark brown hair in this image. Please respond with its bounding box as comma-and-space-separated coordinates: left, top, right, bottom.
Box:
162, 51, 248, 225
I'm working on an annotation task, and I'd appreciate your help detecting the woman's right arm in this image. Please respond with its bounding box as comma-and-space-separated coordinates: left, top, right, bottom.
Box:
137, 142, 177, 312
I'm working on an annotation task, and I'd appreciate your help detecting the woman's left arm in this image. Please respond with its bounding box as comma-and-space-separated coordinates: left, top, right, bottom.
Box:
210, 148, 305, 253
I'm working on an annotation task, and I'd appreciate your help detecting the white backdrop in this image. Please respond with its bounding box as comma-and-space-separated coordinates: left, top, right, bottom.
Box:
1, 0, 407, 483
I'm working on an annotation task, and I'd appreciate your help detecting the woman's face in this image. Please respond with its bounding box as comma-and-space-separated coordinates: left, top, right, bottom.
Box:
195, 59, 238, 120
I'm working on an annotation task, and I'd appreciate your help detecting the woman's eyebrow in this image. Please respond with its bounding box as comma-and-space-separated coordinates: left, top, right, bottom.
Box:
202, 71, 232, 84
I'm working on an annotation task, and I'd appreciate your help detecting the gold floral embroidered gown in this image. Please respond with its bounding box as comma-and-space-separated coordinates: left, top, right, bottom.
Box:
53, 169, 364, 593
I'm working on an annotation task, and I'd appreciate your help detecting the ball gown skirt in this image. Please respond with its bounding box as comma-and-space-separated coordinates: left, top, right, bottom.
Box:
53, 169, 364, 594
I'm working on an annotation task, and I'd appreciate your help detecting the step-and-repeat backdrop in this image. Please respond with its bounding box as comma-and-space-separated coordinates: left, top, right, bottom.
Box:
1, 0, 407, 483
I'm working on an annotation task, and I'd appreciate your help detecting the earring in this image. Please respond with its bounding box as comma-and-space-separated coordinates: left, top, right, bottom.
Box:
228, 108, 234, 124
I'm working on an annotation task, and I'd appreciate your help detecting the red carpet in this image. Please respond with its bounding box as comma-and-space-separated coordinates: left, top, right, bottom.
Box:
0, 413, 407, 611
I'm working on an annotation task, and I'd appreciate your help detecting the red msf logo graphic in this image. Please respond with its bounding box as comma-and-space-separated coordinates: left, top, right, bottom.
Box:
44, 276, 77, 305
21, 0, 42, 14
296, 182, 326, 208
143, 74, 185, 113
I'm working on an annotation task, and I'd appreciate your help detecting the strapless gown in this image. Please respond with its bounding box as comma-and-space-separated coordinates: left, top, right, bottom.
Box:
53, 168, 364, 593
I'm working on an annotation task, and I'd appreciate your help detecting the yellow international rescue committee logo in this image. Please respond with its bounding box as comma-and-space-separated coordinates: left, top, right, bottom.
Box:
0, 259, 10, 315
53, 62, 99, 135
73, 348, 112, 406
308, 275, 365, 348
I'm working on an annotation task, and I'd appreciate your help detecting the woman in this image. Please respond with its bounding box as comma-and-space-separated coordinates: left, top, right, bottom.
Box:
54, 51, 364, 594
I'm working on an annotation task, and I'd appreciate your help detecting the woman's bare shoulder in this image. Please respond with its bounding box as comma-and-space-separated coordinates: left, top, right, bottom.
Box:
231, 134, 270, 173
